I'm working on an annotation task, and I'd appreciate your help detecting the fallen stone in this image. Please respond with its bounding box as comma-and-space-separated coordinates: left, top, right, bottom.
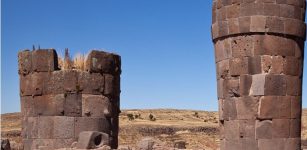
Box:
136, 137, 155, 150
174, 140, 186, 149
76, 131, 110, 149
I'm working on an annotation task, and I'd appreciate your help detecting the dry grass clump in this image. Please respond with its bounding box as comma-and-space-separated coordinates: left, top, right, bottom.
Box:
58, 50, 87, 70
73, 53, 87, 70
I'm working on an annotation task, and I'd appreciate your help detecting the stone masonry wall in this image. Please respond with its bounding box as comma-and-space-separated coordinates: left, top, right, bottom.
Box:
212, 0, 306, 149
18, 49, 121, 149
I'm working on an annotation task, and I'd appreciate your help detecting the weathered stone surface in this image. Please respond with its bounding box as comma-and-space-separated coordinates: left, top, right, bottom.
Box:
226, 4, 239, 19
31, 72, 48, 96
18, 50, 32, 75
239, 75, 252, 96
228, 18, 240, 34
258, 139, 285, 150
272, 119, 290, 138
236, 96, 258, 119
19, 49, 121, 149
264, 75, 286, 95
211, 23, 219, 39
223, 98, 237, 120
76, 131, 110, 149
258, 96, 291, 119
216, 59, 230, 79
21, 96, 36, 117
213, 1, 305, 150
215, 40, 228, 62
225, 79, 240, 98
104, 74, 120, 97
266, 16, 284, 33
219, 21, 229, 37
82, 95, 112, 117
64, 93, 82, 117
291, 96, 302, 118
34, 95, 65, 116
74, 117, 110, 138
224, 139, 241, 150
224, 120, 239, 139
78, 72, 104, 94
32, 49, 58, 72
239, 120, 255, 138
256, 120, 272, 139
284, 57, 300, 76
289, 119, 301, 138
217, 79, 225, 99
24, 117, 38, 139
53, 116, 75, 139
20, 72, 49, 96
284, 138, 301, 150
85, 50, 121, 74
284, 18, 306, 38
239, 17, 251, 33
63, 70, 79, 92
20, 75, 32, 96
241, 138, 258, 150
37, 117, 54, 139
231, 36, 253, 58
31, 139, 54, 150
53, 139, 76, 149
248, 56, 261, 74
250, 16, 266, 32
229, 57, 249, 76
217, 7, 226, 22
260, 55, 284, 74
250, 74, 265, 96
44, 71, 64, 94
278, 96, 291, 119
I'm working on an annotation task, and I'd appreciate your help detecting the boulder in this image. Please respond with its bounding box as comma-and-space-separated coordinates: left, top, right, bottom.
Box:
174, 140, 186, 149
76, 131, 110, 149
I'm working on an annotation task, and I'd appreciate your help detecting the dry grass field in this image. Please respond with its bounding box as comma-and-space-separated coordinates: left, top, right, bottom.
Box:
1, 109, 306, 149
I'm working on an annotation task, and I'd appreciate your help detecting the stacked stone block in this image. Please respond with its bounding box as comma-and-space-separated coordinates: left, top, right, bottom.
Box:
212, 0, 306, 149
18, 49, 121, 149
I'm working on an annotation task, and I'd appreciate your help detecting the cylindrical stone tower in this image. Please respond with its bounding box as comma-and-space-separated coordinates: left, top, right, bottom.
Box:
212, 0, 306, 149
18, 49, 121, 149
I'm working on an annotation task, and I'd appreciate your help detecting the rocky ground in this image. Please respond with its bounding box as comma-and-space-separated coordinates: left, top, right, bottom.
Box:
1, 109, 307, 149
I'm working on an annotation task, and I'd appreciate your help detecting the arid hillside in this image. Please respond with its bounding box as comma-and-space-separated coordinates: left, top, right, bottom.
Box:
1, 109, 307, 149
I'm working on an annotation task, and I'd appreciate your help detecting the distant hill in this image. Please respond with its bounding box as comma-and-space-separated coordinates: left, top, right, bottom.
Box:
1, 109, 307, 149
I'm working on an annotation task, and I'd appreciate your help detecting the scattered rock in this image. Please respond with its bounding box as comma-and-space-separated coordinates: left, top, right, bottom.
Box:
136, 137, 156, 150
174, 140, 186, 149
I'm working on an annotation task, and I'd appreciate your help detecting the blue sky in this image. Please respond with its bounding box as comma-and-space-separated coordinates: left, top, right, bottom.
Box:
1, 0, 306, 114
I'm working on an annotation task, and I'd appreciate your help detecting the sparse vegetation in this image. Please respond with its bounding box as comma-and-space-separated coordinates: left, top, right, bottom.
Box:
149, 113, 156, 121
134, 113, 141, 119
127, 113, 134, 121
58, 50, 88, 71
193, 112, 199, 118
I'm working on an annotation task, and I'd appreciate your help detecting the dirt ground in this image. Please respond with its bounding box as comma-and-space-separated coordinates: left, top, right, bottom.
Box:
1, 109, 306, 149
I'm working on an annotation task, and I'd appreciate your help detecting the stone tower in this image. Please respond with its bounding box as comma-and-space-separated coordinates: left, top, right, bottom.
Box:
212, 0, 306, 149
18, 49, 121, 149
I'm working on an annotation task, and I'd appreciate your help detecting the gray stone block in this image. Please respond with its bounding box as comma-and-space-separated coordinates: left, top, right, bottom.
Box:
76, 131, 110, 149
82, 94, 112, 117
74, 117, 111, 139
